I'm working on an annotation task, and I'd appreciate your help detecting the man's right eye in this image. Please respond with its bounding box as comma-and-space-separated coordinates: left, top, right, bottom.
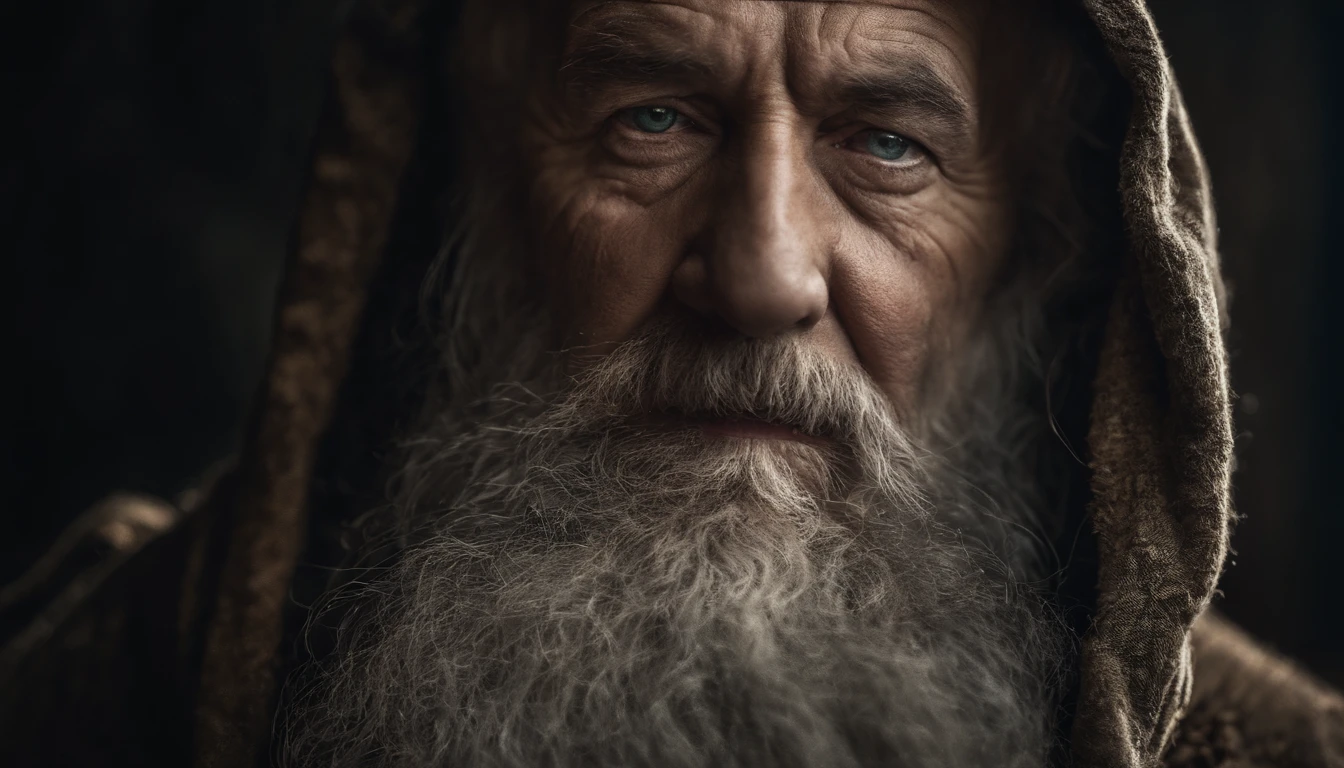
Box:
619, 106, 684, 133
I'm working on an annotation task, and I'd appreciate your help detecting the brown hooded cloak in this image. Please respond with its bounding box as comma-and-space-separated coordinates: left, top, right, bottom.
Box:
2, 1, 1341, 766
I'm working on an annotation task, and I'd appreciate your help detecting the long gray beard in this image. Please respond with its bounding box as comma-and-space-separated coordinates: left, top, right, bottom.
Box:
284, 318, 1069, 768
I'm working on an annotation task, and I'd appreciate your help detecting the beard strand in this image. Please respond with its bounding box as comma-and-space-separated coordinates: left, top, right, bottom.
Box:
283, 316, 1070, 768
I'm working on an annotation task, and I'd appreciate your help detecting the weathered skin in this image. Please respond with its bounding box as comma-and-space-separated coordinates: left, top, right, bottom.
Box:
523, 0, 1018, 415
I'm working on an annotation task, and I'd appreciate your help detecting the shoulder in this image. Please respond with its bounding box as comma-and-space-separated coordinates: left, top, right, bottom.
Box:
0, 489, 225, 767
1165, 612, 1344, 768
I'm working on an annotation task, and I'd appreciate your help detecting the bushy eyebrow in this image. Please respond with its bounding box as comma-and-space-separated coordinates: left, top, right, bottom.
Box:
835, 63, 974, 144
559, 25, 714, 92
558, 17, 974, 144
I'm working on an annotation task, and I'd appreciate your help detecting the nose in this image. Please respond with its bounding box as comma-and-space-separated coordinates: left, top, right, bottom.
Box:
672, 122, 830, 338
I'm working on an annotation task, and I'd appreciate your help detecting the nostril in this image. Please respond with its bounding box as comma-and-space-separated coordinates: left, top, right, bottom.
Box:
752, 269, 827, 334
796, 271, 829, 328
671, 254, 715, 318
715, 272, 828, 338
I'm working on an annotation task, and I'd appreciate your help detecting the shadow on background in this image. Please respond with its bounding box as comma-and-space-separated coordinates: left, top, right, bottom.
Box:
4, 0, 1342, 685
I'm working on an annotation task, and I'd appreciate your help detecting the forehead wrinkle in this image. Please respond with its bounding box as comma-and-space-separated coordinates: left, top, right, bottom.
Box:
837, 4, 978, 95
560, 30, 713, 89
568, 0, 724, 39
561, 0, 981, 136
775, 4, 976, 132
565, 1, 976, 80
565, 0, 799, 108
563, 1, 742, 86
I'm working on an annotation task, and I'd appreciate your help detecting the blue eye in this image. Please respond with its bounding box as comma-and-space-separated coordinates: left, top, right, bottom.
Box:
629, 106, 680, 133
860, 130, 913, 161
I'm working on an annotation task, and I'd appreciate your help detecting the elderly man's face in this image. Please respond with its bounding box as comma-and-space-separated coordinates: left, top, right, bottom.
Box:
526, 0, 1007, 420
288, 5, 1074, 763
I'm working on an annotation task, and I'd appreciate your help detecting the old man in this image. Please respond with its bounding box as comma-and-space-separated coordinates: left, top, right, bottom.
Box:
2, 0, 1342, 766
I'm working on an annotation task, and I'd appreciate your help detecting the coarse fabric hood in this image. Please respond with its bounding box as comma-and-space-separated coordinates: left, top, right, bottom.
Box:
2, 1, 1341, 767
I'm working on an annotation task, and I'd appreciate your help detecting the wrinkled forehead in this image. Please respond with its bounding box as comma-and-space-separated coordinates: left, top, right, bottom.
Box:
562, 0, 987, 99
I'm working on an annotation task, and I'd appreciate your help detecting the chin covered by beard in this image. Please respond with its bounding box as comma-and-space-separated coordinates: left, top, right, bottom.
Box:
283, 318, 1070, 768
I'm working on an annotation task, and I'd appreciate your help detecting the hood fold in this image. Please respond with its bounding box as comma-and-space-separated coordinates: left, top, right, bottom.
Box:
1073, 3, 1233, 764
190, 5, 426, 765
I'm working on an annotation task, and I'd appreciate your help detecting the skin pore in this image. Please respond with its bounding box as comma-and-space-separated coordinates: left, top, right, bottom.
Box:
524, 0, 1014, 424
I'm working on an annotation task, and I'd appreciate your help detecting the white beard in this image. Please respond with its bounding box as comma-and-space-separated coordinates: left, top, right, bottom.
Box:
284, 317, 1070, 768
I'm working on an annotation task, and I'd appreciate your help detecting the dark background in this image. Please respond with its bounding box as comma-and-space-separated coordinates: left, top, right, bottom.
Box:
4, 1, 1342, 686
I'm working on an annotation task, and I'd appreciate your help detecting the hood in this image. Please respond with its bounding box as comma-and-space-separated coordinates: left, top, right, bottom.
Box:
188, 1, 1234, 766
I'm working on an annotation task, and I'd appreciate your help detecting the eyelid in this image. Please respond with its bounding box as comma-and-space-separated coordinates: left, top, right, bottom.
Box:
819, 106, 947, 158
613, 96, 722, 131
834, 127, 931, 166
615, 106, 696, 132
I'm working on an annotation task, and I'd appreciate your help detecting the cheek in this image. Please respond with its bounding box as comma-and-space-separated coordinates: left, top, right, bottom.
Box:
530, 158, 700, 354
830, 187, 1008, 411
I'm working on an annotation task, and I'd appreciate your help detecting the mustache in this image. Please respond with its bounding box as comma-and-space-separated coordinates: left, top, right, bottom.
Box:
554, 317, 900, 446
514, 317, 933, 512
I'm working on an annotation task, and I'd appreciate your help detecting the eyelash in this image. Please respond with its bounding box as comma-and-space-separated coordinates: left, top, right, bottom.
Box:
606, 106, 932, 176
613, 105, 699, 135
835, 128, 929, 166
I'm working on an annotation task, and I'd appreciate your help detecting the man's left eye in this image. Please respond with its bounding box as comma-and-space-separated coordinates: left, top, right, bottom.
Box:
846, 130, 920, 162
620, 106, 684, 134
